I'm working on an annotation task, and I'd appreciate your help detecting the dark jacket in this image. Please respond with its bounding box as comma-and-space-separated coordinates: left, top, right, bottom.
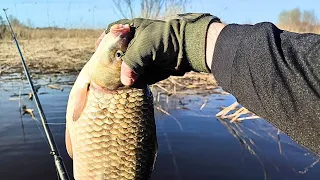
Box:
212, 22, 320, 155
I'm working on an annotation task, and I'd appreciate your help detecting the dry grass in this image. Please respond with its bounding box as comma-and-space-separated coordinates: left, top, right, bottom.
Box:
276, 8, 320, 34
0, 25, 102, 39
152, 72, 219, 94
0, 30, 219, 90
277, 24, 320, 34
0, 37, 97, 74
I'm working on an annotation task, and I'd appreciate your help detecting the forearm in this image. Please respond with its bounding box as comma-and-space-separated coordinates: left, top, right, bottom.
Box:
210, 22, 320, 154
206, 22, 226, 69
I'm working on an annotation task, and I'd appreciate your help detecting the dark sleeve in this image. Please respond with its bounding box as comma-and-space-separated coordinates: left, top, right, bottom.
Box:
211, 22, 320, 155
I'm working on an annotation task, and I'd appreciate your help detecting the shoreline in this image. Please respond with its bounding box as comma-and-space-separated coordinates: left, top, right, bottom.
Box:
1, 38, 219, 94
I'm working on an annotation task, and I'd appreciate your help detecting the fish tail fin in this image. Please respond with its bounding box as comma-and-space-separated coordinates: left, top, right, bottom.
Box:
95, 31, 105, 50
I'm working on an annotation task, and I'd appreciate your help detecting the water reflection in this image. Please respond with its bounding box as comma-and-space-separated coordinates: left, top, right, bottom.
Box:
18, 88, 26, 143
0, 74, 319, 180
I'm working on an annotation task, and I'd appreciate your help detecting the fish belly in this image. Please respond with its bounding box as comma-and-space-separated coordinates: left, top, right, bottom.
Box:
69, 87, 157, 180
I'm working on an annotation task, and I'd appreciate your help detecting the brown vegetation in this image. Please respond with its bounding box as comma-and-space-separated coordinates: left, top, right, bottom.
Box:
0, 15, 101, 40
1, 8, 319, 79
277, 8, 320, 34
0, 38, 96, 74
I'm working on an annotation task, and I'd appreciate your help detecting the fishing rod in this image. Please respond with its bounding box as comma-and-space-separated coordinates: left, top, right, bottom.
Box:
3, 9, 70, 180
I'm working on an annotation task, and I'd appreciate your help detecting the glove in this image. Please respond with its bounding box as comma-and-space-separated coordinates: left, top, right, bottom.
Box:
105, 13, 221, 84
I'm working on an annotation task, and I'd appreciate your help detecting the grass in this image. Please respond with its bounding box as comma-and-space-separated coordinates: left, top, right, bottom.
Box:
0, 25, 102, 39
0, 37, 97, 74
277, 24, 320, 34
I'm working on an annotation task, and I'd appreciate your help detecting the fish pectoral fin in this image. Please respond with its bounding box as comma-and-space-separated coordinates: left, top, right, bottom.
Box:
72, 82, 90, 121
95, 31, 105, 50
65, 125, 73, 159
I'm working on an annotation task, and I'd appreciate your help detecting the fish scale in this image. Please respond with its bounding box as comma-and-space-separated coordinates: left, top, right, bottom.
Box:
69, 86, 157, 180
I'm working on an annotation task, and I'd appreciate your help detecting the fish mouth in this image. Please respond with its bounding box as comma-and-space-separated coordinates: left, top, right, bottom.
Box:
88, 25, 133, 91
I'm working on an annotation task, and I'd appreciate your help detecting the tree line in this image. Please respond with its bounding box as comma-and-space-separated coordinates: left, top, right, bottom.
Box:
277, 8, 319, 33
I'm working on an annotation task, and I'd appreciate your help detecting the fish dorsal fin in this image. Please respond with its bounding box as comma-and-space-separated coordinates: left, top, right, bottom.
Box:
72, 82, 90, 121
95, 31, 105, 50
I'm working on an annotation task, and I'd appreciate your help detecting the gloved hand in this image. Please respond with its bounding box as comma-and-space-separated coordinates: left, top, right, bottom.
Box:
99, 13, 221, 85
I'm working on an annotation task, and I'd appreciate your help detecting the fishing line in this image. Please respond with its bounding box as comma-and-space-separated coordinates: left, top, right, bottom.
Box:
18, 88, 27, 142
46, 123, 67, 125
33, 117, 51, 146
3, 8, 70, 180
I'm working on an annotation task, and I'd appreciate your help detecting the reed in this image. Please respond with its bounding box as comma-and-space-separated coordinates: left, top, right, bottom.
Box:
277, 24, 320, 34
0, 25, 102, 39
277, 8, 320, 34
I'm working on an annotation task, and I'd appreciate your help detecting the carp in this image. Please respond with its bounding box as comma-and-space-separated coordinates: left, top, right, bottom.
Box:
65, 24, 157, 180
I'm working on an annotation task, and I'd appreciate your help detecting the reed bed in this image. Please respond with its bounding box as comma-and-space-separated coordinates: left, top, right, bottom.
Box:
0, 38, 97, 75
0, 25, 102, 39
277, 24, 320, 34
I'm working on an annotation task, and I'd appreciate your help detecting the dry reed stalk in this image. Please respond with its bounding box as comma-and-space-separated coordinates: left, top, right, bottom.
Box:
28, 92, 33, 101
199, 99, 207, 110
22, 105, 36, 120
218, 118, 268, 180
216, 102, 261, 122
47, 84, 64, 91
0, 26, 102, 40
278, 24, 320, 34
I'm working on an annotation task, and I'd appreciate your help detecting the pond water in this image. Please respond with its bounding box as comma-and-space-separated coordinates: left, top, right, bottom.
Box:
0, 74, 319, 180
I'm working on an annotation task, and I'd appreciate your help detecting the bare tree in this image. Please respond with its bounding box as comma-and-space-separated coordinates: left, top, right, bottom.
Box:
278, 8, 319, 33
113, 0, 188, 19
278, 8, 301, 28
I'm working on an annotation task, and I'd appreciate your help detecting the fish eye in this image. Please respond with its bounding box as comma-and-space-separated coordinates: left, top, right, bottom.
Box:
115, 50, 124, 60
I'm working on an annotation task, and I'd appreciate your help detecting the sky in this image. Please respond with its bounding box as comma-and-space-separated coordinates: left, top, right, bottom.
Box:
0, 0, 319, 29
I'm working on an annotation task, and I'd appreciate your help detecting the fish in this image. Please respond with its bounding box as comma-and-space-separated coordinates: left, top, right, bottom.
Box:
65, 24, 157, 180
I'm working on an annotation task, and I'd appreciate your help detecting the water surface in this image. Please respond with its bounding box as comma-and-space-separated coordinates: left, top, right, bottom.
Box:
0, 75, 319, 180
